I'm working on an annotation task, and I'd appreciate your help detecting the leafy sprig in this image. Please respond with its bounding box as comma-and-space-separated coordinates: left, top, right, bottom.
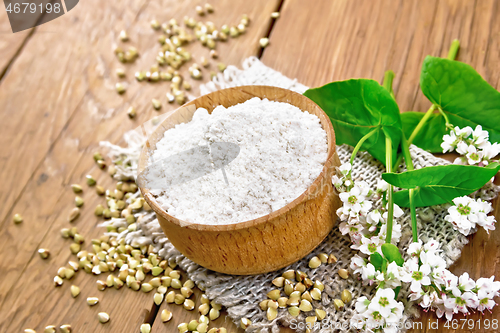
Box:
306, 38, 500, 328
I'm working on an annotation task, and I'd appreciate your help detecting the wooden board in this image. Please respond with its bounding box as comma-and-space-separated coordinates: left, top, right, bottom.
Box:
262, 0, 500, 332
0, 2, 36, 78
0, 0, 278, 331
261, 0, 500, 112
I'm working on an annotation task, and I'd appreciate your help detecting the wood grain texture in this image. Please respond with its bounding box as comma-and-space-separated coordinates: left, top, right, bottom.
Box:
0, 0, 278, 332
138, 86, 341, 275
261, 0, 500, 113
0, 1, 37, 77
263, 0, 500, 332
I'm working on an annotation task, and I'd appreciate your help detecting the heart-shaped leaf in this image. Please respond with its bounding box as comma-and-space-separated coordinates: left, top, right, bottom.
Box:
381, 243, 404, 266
420, 56, 500, 144
370, 252, 385, 272
304, 79, 402, 165
401, 111, 448, 153
382, 163, 500, 207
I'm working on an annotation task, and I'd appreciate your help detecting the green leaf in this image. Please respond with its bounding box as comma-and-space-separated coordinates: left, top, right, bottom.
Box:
381, 243, 404, 266
382, 163, 500, 207
304, 79, 402, 165
370, 252, 385, 272
394, 286, 401, 298
420, 56, 500, 143
401, 111, 448, 153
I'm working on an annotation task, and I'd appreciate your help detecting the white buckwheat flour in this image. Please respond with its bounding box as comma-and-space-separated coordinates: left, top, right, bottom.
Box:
142, 97, 328, 225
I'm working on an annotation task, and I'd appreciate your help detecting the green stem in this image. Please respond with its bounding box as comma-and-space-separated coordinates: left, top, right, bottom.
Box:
408, 104, 436, 145
350, 127, 379, 165
447, 39, 460, 60
385, 136, 394, 244
409, 189, 418, 242
383, 70, 396, 99
437, 106, 451, 127
393, 104, 437, 170
401, 135, 418, 243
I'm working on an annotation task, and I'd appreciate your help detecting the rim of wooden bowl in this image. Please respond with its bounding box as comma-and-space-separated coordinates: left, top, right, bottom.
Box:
138, 85, 336, 232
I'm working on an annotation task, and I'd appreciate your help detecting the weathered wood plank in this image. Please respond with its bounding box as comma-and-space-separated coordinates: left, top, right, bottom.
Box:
261, 0, 500, 111
0, 2, 36, 77
0, 0, 147, 230
0, 0, 277, 331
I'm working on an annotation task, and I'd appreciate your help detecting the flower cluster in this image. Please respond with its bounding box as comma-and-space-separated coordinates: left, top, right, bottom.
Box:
350, 255, 402, 289
441, 125, 500, 166
332, 162, 354, 193
444, 196, 496, 235
335, 162, 403, 255
403, 239, 500, 320
335, 160, 500, 332
351, 288, 405, 333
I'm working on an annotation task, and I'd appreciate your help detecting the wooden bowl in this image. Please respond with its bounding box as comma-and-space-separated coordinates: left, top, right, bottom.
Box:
138, 85, 341, 275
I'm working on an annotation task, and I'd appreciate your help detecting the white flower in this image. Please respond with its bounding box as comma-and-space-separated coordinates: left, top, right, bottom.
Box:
332, 174, 343, 188
349, 313, 366, 330
476, 276, 500, 297
355, 288, 404, 331
337, 182, 373, 220
339, 221, 365, 237
339, 162, 352, 175
444, 196, 478, 235
441, 131, 458, 153
364, 308, 385, 329
482, 141, 500, 160
358, 236, 384, 256
420, 250, 446, 271
456, 141, 469, 155
382, 203, 404, 219
453, 156, 467, 165
350, 254, 367, 275
444, 291, 477, 315
376, 179, 389, 192
456, 126, 473, 138
477, 292, 497, 312
361, 263, 377, 281
355, 296, 370, 313
465, 145, 483, 165
475, 198, 496, 233
378, 222, 402, 244
368, 288, 398, 318
443, 126, 475, 155
407, 240, 423, 257
423, 238, 440, 252
472, 125, 489, 148
436, 294, 455, 321
475, 277, 500, 312
444, 124, 498, 166
366, 209, 383, 227
384, 262, 402, 288
417, 290, 440, 309
401, 260, 431, 293
445, 196, 497, 235
454, 272, 476, 293
441, 269, 459, 290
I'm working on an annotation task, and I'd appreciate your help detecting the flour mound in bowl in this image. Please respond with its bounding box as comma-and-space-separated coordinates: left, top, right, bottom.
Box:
144, 97, 328, 225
